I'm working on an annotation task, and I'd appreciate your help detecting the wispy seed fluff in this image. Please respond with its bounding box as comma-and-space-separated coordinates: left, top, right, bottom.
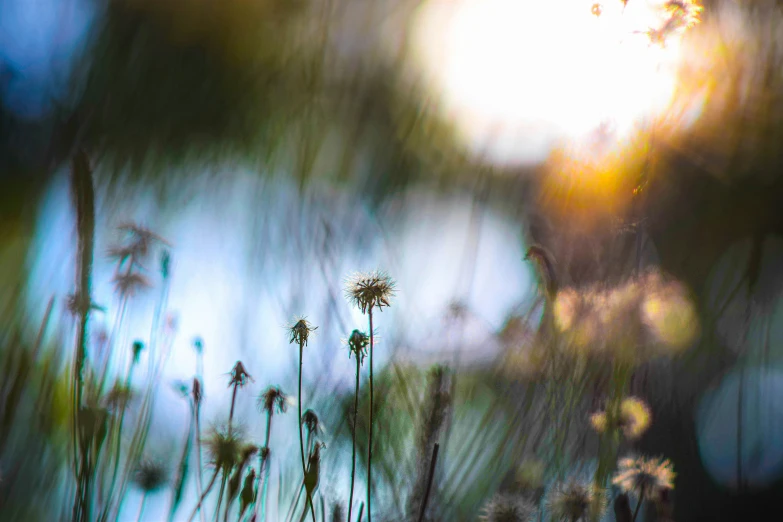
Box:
613, 455, 675, 500
289, 317, 318, 347
258, 386, 291, 416
346, 329, 369, 363
480, 494, 537, 522
590, 397, 652, 440
344, 271, 396, 314
133, 459, 168, 493
546, 479, 606, 522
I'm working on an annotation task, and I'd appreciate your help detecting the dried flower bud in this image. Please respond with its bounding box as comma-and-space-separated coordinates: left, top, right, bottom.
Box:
132, 340, 145, 364
347, 329, 369, 363
228, 361, 254, 388
289, 317, 317, 347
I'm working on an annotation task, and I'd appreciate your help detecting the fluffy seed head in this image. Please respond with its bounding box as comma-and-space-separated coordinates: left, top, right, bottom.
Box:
619, 397, 652, 439
112, 272, 151, 297
289, 317, 317, 346
344, 271, 396, 314
590, 397, 651, 440
301, 409, 324, 437
546, 479, 606, 521
480, 494, 537, 522
228, 361, 253, 388
613, 455, 675, 499
347, 329, 369, 363
133, 459, 168, 493
192, 377, 202, 405
204, 425, 244, 471
259, 386, 289, 416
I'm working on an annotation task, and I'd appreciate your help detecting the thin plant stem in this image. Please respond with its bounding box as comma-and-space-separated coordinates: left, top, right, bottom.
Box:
416, 443, 440, 522
261, 413, 273, 521
110, 275, 174, 521
214, 472, 228, 522
136, 493, 148, 522
298, 342, 307, 477
631, 490, 644, 522
286, 484, 305, 522
253, 411, 274, 522
229, 383, 239, 434
195, 399, 206, 522
98, 295, 128, 396
348, 356, 360, 522
187, 468, 221, 522
357, 503, 364, 522
367, 306, 374, 522
260, 455, 271, 522
298, 338, 314, 522
100, 358, 137, 522
298, 492, 316, 522
168, 402, 195, 522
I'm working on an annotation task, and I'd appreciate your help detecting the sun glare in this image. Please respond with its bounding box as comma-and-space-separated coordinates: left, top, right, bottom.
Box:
410, 0, 702, 165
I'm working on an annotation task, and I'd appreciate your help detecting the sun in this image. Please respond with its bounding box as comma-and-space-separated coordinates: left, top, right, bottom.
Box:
409, 0, 701, 166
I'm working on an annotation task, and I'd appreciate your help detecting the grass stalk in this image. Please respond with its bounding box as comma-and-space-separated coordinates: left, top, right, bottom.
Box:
367, 307, 374, 522
348, 355, 360, 522
416, 443, 439, 522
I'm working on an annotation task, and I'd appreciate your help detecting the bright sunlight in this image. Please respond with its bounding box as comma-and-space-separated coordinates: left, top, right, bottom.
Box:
410, 0, 703, 165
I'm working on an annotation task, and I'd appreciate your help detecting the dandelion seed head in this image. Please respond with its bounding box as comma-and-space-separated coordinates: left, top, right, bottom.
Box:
289, 317, 318, 346
613, 455, 675, 499
132, 340, 145, 363
480, 493, 537, 522
204, 425, 244, 471
546, 479, 606, 521
344, 271, 396, 314
589, 397, 651, 440
302, 409, 324, 437
346, 329, 369, 363
641, 283, 698, 351
589, 411, 608, 434
228, 361, 254, 388
112, 272, 151, 298
259, 386, 289, 415
553, 269, 698, 361
192, 377, 202, 405
171, 380, 190, 399
160, 249, 171, 278
133, 459, 168, 493
107, 243, 139, 264
619, 396, 652, 439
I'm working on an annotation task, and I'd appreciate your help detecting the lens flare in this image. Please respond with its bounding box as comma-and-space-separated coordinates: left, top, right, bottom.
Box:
410, 0, 703, 165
